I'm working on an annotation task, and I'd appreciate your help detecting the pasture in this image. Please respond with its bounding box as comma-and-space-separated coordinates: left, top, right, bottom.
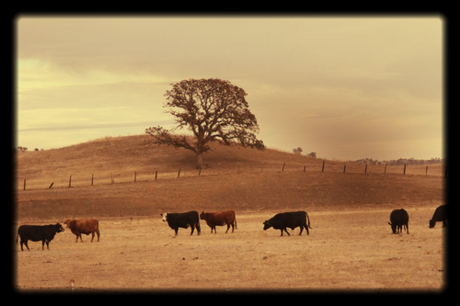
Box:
14, 135, 446, 291
15, 208, 445, 291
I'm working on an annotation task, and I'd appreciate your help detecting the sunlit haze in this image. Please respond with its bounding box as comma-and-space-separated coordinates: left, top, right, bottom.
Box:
16, 16, 444, 161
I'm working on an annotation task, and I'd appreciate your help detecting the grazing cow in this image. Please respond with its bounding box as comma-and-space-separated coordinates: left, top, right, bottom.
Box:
429, 205, 447, 228
161, 211, 200, 236
388, 209, 409, 234
263, 211, 312, 236
64, 219, 100, 242
200, 210, 237, 234
16, 223, 65, 251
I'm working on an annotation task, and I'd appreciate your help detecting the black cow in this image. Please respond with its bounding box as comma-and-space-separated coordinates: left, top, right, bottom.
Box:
388, 209, 409, 234
429, 205, 447, 228
16, 223, 65, 251
263, 211, 312, 236
161, 211, 201, 236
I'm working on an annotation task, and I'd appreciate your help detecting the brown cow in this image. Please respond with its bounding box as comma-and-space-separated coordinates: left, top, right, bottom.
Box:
64, 219, 100, 242
200, 210, 237, 234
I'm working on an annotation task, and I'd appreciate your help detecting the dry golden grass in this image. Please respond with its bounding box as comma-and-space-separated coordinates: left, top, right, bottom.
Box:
14, 134, 446, 291
16, 134, 445, 191
15, 210, 445, 291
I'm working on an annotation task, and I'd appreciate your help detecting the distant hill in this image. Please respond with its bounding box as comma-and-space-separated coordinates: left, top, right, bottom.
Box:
15, 134, 444, 221
15, 134, 321, 187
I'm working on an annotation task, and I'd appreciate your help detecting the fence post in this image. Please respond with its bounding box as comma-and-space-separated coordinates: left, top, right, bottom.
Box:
322, 161, 325, 173
198, 167, 202, 176
111, 173, 114, 184
155, 170, 158, 181
92, 174, 94, 186
69, 175, 72, 188
343, 165, 346, 174
177, 169, 181, 178
403, 164, 406, 175
364, 164, 367, 174
426, 166, 428, 176
23, 179, 26, 191
282, 163, 285, 172
49, 182, 54, 189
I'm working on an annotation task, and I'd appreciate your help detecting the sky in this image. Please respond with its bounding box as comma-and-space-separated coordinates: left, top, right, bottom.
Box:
16, 15, 444, 161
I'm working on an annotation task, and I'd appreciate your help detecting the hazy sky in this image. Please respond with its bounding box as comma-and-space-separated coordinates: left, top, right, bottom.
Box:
16, 15, 444, 161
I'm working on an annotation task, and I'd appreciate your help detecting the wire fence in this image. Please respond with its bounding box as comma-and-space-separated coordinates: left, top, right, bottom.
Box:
16, 160, 446, 191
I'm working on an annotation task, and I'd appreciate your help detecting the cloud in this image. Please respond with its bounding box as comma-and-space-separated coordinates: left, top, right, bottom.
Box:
18, 121, 161, 132
16, 16, 443, 159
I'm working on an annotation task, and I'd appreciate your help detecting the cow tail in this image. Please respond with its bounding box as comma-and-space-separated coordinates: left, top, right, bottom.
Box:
305, 212, 312, 229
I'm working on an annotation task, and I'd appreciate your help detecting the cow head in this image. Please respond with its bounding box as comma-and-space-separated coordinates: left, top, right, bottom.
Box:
263, 220, 272, 231
55, 223, 65, 233
429, 219, 436, 228
199, 211, 206, 220
63, 220, 75, 228
388, 222, 397, 234
161, 213, 168, 222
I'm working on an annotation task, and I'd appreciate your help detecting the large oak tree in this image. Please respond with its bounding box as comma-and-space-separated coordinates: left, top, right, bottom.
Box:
146, 78, 265, 169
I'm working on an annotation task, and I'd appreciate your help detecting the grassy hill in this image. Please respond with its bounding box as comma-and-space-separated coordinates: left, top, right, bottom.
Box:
16, 134, 324, 188
15, 134, 445, 221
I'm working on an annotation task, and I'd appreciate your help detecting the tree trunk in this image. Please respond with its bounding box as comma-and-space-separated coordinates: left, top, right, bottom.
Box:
196, 152, 203, 169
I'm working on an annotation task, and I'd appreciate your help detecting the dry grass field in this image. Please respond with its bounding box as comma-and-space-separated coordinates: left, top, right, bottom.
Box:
15, 210, 445, 292
14, 135, 446, 292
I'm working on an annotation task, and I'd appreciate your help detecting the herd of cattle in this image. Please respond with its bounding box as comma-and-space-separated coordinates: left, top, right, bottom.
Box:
16, 205, 447, 251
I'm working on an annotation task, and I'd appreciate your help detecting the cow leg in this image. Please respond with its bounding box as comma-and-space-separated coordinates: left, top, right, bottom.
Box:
45, 240, 50, 250
42, 240, 45, 250
225, 224, 230, 233
443, 220, 447, 228
190, 225, 195, 235
20, 240, 28, 251
96, 230, 100, 241
299, 226, 303, 236
280, 228, 290, 236
406, 223, 409, 234
91, 232, 94, 242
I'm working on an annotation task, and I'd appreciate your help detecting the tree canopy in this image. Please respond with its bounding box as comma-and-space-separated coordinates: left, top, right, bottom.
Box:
146, 78, 265, 168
